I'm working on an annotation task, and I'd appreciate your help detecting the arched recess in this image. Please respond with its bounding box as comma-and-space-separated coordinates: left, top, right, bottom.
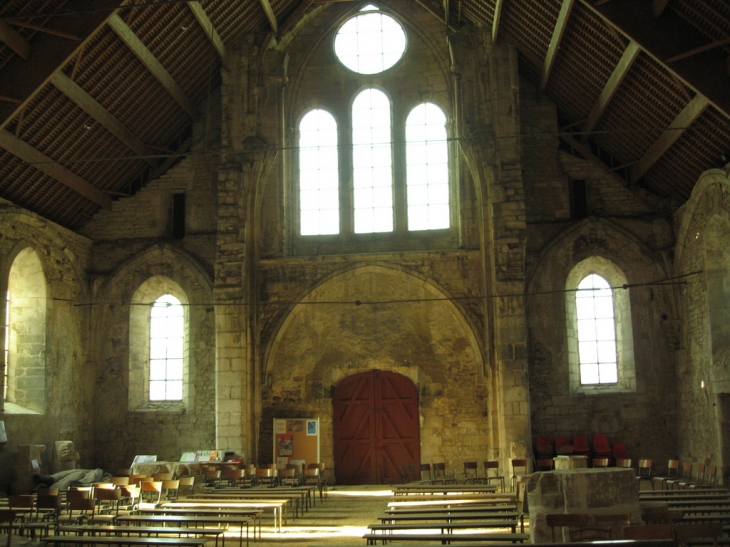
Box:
262, 263, 487, 472
4, 246, 47, 413
333, 369, 419, 484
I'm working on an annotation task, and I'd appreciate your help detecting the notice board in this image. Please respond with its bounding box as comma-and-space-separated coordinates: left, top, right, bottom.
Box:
273, 418, 320, 469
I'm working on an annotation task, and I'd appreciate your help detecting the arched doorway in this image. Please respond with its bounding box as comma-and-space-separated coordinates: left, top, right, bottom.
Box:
333, 370, 420, 484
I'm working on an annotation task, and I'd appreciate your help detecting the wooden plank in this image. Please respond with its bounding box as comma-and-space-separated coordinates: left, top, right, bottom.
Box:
491, 0, 505, 43
5, 21, 81, 41
108, 14, 196, 117
0, 21, 30, 60
50, 72, 156, 166
259, 0, 279, 33
630, 94, 710, 183
541, 0, 575, 92
188, 1, 226, 59
0, 129, 111, 208
0, 0, 124, 131
585, 40, 640, 132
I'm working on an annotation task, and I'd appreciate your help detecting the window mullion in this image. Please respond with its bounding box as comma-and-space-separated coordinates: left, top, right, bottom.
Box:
392, 104, 407, 234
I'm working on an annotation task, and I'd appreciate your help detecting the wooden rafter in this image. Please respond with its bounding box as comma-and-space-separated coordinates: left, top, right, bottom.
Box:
259, 0, 279, 34
541, 0, 575, 92
492, 0, 504, 43
560, 133, 634, 190
279, 0, 315, 36
108, 14, 196, 117
665, 37, 730, 64
188, 1, 226, 59
0, 129, 111, 209
630, 95, 710, 183
0, 21, 31, 60
585, 40, 640, 133
50, 72, 156, 167
5, 21, 81, 41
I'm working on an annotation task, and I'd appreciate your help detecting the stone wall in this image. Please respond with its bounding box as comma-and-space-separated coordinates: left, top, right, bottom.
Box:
0, 200, 92, 493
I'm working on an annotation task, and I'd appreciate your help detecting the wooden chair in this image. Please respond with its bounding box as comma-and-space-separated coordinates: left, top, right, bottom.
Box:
279, 468, 299, 486
152, 472, 173, 482
546, 513, 589, 542
677, 462, 704, 489
24, 494, 60, 538
161, 479, 180, 499
592, 457, 609, 468
304, 467, 324, 501
222, 468, 244, 487
58, 497, 96, 526
128, 474, 148, 486
92, 487, 122, 523
484, 460, 505, 491
117, 468, 132, 476
652, 459, 679, 490
256, 467, 278, 487
690, 464, 717, 488
432, 462, 457, 484
665, 461, 692, 489
461, 461, 484, 484
110, 476, 130, 486
0, 510, 17, 547
177, 476, 196, 496
398, 464, 416, 483
287, 462, 304, 484
623, 524, 673, 540
203, 468, 222, 488
139, 480, 163, 505
6, 497, 32, 536
536, 458, 554, 471
510, 458, 529, 491
419, 463, 432, 483
636, 458, 653, 489
616, 458, 632, 469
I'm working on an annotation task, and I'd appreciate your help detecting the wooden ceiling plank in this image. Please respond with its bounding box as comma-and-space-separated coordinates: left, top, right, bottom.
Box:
0, 1, 125, 132
280, 0, 315, 36
541, 0, 576, 92
652, 0, 669, 18
50, 72, 156, 167
259, 0, 279, 34
0, 21, 31, 60
491, 0, 504, 43
6, 21, 81, 41
630, 95, 710, 183
665, 37, 730, 64
0, 129, 111, 209
108, 14, 197, 118
585, 40, 640, 133
188, 1, 226, 59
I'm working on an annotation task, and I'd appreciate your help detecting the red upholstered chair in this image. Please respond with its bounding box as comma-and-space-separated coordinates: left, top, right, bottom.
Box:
573, 434, 591, 456
555, 436, 573, 455
593, 434, 612, 459
612, 442, 628, 461
536, 435, 554, 458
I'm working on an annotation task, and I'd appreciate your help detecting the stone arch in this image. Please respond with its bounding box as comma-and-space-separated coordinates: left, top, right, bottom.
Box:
3, 245, 48, 413
261, 262, 489, 470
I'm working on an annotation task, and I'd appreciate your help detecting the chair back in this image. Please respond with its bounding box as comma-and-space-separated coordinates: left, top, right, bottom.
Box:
536, 458, 554, 471
152, 473, 173, 481
462, 461, 480, 482
592, 458, 609, 468
637, 459, 652, 477
616, 458, 632, 468
546, 513, 589, 542
110, 476, 130, 486
279, 468, 299, 486
0, 509, 17, 547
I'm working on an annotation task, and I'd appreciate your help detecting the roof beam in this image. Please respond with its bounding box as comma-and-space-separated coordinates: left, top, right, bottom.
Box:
49, 72, 156, 167
259, 0, 279, 34
630, 94, 710, 183
5, 21, 81, 41
443, 0, 449, 27
188, 1, 226, 59
586, 0, 730, 118
0, 129, 111, 208
492, 0, 504, 43
665, 37, 730, 64
0, 0, 124, 131
279, 0, 315, 36
108, 14, 196, 117
0, 21, 31, 60
541, 0, 575, 92
585, 40, 640, 133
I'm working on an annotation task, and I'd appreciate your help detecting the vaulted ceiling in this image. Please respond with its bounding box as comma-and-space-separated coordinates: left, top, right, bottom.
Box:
0, 0, 728, 230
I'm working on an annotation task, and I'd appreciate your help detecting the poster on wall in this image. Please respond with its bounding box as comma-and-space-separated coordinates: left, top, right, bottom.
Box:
288, 420, 304, 432
278, 434, 293, 456
307, 420, 317, 436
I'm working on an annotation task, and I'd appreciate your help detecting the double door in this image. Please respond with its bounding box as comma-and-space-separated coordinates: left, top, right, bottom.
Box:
333, 370, 420, 484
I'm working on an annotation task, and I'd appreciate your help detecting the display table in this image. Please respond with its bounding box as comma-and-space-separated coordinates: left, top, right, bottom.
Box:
131, 461, 202, 477
553, 455, 588, 469
527, 468, 640, 543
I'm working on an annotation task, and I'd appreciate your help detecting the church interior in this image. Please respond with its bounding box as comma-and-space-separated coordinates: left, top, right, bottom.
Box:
0, 0, 729, 493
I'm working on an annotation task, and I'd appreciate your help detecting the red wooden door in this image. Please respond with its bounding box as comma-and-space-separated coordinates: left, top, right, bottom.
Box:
333, 370, 420, 484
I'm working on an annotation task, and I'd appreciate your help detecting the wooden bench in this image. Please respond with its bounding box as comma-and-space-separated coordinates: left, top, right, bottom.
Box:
117, 512, 257, 545
362, 532, 529, 545
388, 500, 516, 510
377, 512, 523, 532
385, 506, 519, 515
57, 525, 226, 547
368, 520, 519, 534
140, 503, 282, 532
392, 487, 501, 496
44, 535, 209, 547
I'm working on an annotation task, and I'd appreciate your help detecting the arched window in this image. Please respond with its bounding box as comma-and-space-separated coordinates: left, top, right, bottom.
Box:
149, 295, 184, 401
565, 257, 635, 394
353, 88, 393, 233
129, 276, 189, 411
406, 103, 449, 231
575, 274, 617, 385
4, 247, 47, 413
299, 109, 340, 236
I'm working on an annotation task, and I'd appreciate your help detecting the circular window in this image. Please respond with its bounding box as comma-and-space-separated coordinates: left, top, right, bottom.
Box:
334, 9, 406, 75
